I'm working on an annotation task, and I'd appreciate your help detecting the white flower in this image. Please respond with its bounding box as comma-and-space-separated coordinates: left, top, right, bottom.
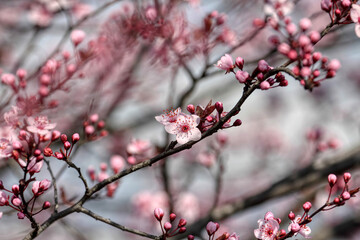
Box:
254, 212, 279, 240
155, 107, 181, 125
164, 114, 201, 144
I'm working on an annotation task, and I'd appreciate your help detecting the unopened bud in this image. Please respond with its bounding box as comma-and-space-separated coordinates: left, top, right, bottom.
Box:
164, 222, 172, 231
303, 201, 312, 212
178, 219, 187, 227
328, 174, 337, 187
343, 172, 351, 183
60, 134, 67, 143
154, 208, 164, 221
187, 104, 195, 114
72, 133, 80, 143
342, 191, 351, 200
288, 211, 295, 220
43, 201, 51, 209
215, 102, 223, 114
64, 141, 71, 150
170, 213, 177, 222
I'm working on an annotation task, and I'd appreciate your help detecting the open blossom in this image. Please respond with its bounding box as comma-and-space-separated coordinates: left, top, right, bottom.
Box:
127, 139, 152, 155
155, 107, 181, 125
32, 179, 51, 196
164, 114, 201, 144
4, 106, 20, 127
27, 116, 56, 135
254, 212, 280, 240
0, 138, 12, 159
215, 54, 234, 72
0, 191, 8, 206
288, 215, 311, 238
350, 4, 360, 38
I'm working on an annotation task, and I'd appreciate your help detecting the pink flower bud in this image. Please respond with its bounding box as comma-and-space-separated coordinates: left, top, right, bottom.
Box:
85, 125, 95, 135
52, 130, 61, 141
343, 172, 351, 183
1, 73, 15, 86
328, 59, 341, 71
16, 69, 27, 79
299, 35, 310, 47
43, 201, 51, 209
164, 222, 172, 231
215, 102, 223, 114
342, 191, 351, 200
64, 141, 71, 150
100, 162, 107, 171
303, 201, 312, 212
55, 152, 64, 160
277, 43, 291, 55
43, 148, 53, 157
170, 213, 177, 222
328, 174, 337, 187
334, 197, 340, 204
188, 235, 195, 240
12, 185, 19, 195
215, 54, 234, 72
300, 67, 311, 77
258, 60, 269, 72
288, 50, 298, 60
145, 7, 157, 21
312, 52, 322, 62
260, 81, 270, 90
187, 104, 195, 114
71, 29, 86, 46
178, 218, 187, 227
235, 57, 244, 69
154, 208, 164, 221
286, 23, 297, 35
12, 197, 22, 207
60, 134, 67, 143
233, 119, 242, 126
110, 155, 125, 174
235, 70, 249, 83
342, 0, 351, 7
290, 223, 300, 233
309, 31, 320, 43
17, 212, 25, 219
299, 18, 312, 31
179, 227, 186, 233
288, 211, 295, 220
206, 221, 218, 236
72, 133, 80, 143
90, 114, 99, 123
321, 0, 332, 12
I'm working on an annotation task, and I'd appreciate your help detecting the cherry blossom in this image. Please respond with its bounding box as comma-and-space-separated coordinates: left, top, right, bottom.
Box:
288, 215, 311, 238
4, 106, 20, 127
215, 54, 234, 72
155, 107, 182, 125
228, 232, 240, 240
0, 191, 8, 206
164, 114, 201, 144
32, 179, 51, 197
350, 4, 360, 38
254, 212, 280, 240
0, 138, 12, 159
26, 116, 56, 135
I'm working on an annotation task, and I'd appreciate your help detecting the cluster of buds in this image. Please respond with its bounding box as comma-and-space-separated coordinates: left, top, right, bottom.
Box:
187, 100, 242, 133
216, 54, 288, 90
1, 69, 27, 93
87, 155, 125, 197
306, 128, 342, 152
267, 12, 341, 90
326, 172, 358, 206
0, 179, 51, 220
43, 132, 80, 160
321, 0, 354, 24
187, 221, 239, 240
83, 114, 108, 141
154, 208, 187, 239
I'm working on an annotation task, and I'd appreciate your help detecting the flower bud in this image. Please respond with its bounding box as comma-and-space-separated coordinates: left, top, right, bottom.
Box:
43, 201, 51, 209
187, 104, 195, 114
215, 102, 223, 114
170, 213, 177, 222
60, 134, 67, 143
343, 172, 351, 183
64, 141, 71, 150
290, 223, 300, 233
178, 218, 187, 227
154, 208, 164, 221
328, 174, 337, 187
342, 191, 351, 200
164, 222, 172, 231
52, 130, 61, 141
288, 211, 295, 220
179, 227, 186, 233
303, 201, 312, 212
72, 133, 80, 143
17, 212, 25, 219
188, 235, 195, 240
235, 57, 244, 70
233, 119, 242, 126
12, 185, 20, 195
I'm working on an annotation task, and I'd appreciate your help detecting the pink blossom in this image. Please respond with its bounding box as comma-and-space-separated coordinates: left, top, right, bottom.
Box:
219, 28, 237, 46
28, 5, 53, 27
299, 18, 312, 31
288, 216, 311, 238
110, 155, 125, 174
71, 3, 92, 19
1, 73, 15, 86
4, 106, 20, 127
254, 212, 279, 240
132, 191, 169, 219
175, 192, 200, 223
165, 114, 201, 144
27, 157, 44, 175
206, 221, 219, 236
350, 4, 360, 37
0, 138, 12, 159
228, 232, 239, 240
235, 70, 249, 83
32, 179, 51, 196
215, 54, 234, 72
71, 29, 86, 46
127, 139, 151, 155
27, 116, 56, 135
155, 107, 181, 125
196, 152, 216, 167
260, 81, 270, 90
